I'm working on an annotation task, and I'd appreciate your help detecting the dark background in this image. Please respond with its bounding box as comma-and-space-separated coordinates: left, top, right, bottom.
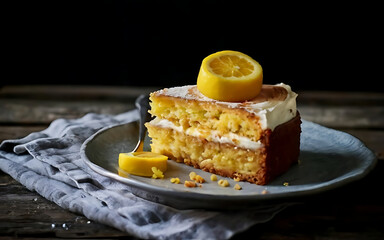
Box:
3, 1, 381, 91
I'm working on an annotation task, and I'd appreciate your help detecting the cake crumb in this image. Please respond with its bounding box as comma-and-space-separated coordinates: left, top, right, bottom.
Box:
233, 176, 241, 182
194, 175, 205, 183
189, 171, 205, 183
283, 182, 289, 186
210, 174, 217, 181
170, 178, 180, 184
234, 184, 242, 190
218, 179, 229, 187
261, 189, 269, 194
151, 167, 164, 179
189, 172, 197, 180
184, 180, 197, 188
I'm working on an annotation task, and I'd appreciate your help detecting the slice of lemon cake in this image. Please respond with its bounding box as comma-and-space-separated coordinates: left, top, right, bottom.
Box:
145, 83, 301, 185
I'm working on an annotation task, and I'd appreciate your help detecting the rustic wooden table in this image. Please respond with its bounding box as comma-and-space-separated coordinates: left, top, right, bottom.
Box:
1, 85, 383, 239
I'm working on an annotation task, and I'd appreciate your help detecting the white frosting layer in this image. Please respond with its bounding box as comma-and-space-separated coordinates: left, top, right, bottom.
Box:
150, 118, 263, 150
248, 83, 297, 130
156, 83, 298, 130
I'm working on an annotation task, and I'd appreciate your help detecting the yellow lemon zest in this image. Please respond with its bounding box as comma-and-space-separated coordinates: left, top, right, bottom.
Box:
170, 177, 180, 184
218, 179, 230, 187
210, 174, 218, 181
234, 184, 242, 190
151, 166, 164, 179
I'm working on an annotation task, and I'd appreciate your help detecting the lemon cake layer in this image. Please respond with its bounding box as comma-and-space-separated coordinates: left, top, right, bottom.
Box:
146, 83, 301, 185
149, 84, 297, 142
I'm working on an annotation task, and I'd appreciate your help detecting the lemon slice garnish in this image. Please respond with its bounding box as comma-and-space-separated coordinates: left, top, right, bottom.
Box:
118, 152, 168, 177
197, 50, 263, 102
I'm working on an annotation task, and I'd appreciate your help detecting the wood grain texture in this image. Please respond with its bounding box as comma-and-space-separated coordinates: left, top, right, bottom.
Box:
0, 85, 383, 239
0, 172, 133, 239
0, 99, 135, 124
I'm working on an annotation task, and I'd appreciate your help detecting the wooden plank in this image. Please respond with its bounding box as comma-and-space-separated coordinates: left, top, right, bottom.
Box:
0, 172, 132, 239
298, 90, 384, 105
338, 129, 384, 160
0, 85, 159, 101
298, 105, 384, 128
298, 91, 384, 128
0, 99, 135, 125
0, 126, 47, 142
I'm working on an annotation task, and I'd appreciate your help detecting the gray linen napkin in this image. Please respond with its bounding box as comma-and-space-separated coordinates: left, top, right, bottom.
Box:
0, 110, 290, 239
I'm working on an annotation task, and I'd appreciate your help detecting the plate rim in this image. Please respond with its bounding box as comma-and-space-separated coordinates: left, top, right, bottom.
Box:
80, 119, 377, 204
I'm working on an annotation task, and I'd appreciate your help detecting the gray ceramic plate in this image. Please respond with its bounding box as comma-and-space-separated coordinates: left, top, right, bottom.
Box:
81, 120, 376, 209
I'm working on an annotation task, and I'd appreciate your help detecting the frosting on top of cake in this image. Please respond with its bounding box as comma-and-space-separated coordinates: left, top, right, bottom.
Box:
154, 83, 298, 130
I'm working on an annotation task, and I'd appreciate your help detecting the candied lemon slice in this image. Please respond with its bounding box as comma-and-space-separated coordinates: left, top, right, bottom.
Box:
197, 50, 263, 102
118, 152, 168, 177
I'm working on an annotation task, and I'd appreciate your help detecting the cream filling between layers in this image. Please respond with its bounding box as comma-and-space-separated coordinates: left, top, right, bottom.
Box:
149, 118, 263, 151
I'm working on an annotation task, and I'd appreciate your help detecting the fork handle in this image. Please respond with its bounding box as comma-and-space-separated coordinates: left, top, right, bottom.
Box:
133, 94, 152, 152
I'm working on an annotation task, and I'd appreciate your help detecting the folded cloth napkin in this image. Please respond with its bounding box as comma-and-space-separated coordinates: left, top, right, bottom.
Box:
0, 110, 291, 239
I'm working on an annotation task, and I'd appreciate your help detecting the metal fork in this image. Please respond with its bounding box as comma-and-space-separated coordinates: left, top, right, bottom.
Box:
132, 94, 152, 152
